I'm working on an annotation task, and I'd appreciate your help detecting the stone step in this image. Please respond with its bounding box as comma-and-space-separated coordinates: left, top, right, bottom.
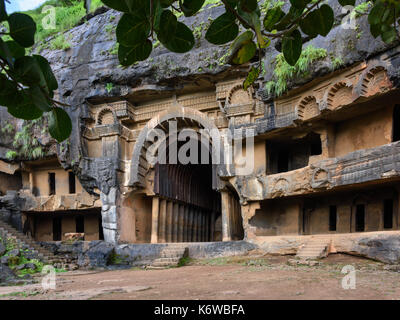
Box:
153, 257, 181, 263
0, 218, 69, 266
296, 240, 329, 260
151, 261, 179, 267
149, 246, 188, 268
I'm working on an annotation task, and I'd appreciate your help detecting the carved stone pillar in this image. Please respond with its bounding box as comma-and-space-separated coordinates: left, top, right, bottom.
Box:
221, 191, 232, 241
188, 207, 194, 242
158, 199, 167, 243
205, 212, 210, 242
210, 211, 216, 242
193, 208, 198, 242
151, 197, 160, 244
172, 202, 179, 242
100, 187, 118, 244
166, 201, 173, 242
197, 209, 203, 242
178, 204, 185, 242
183, 206, 189, 242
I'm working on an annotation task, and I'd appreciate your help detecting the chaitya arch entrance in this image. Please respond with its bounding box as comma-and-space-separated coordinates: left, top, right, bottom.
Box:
120, 107, 244, 244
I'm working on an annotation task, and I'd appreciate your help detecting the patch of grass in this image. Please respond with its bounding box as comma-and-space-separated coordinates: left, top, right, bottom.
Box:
0, 291, 40, 298
178, 256, 193, 267
265, 45, 328, 97
50, 33, 71, 51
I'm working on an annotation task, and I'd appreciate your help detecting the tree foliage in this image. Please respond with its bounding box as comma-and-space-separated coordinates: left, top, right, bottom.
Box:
1, 0, 399, 146
0, 0, 72, 143
102, 0, 400, 88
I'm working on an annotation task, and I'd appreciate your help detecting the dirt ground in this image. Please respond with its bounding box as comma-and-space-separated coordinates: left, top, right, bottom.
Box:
1, 254, 400, 300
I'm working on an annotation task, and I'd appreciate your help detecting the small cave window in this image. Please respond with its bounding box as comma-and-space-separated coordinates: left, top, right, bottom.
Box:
69, 172, 76, 194
384, 199, 393, 229
99, 216, 104, 240
393, 105, 400, 142
48, 173, 56, 196
267, 132, 322, 174
277, 150, 289, 173
310, 133, 322, 156
329, 205, 337, 232
355, 204, 365, 232
53, 217, 62, 241
76, 215, 85, 234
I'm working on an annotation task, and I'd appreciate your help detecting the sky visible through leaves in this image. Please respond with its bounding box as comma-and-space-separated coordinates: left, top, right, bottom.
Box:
6, 0, 47, 13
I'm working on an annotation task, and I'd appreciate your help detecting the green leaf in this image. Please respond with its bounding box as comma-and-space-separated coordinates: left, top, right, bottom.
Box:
301, 5, 334, 37
338, 0, 356, 6
263, 7, 285, 32
226, 0, 239, 8
274, 6, 303, 31
101, 0, 143, 13
6, 41, 25, 59
205, 12, 239, 45
13, 56, 44, 87
152, 0, 164, 32
240, 0, 257, 13
317, 5, 334, 36
116, 12, 150, 47
369, 23, 381, 38
160, 0, 175, 8
49, 107, 72, 143
299, 11, 319, 38
381, 25, 397, 43
28, 86, 52, 112
231, 40, 257, 65
181, 0, 206, 17
0, 0, 7, 22
157, 11, 194, 53
118, 40, 152, 66
227, 30, 253, 59
368, 2, 385, 25
282, 29, 302, 66
13, 56, 42, 86
243, 67, 260, 91
8, 13, 36, 48
290, 0, 311, 9
0, 74, 19, 106
7, 91, 43, 120
33, 55, 58, 92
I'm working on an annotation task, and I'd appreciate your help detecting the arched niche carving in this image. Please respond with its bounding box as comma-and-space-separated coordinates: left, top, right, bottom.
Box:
227, 84, 252, 106
360, 66, 392, 98
297, 96, 320, 121
97, 108, 116, 125
326, 81, 354, 110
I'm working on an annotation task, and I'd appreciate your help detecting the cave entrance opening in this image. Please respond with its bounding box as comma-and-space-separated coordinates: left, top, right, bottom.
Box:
151, 136, 222, 243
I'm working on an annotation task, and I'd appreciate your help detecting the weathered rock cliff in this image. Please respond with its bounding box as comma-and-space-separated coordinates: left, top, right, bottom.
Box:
1, 0, 399, 195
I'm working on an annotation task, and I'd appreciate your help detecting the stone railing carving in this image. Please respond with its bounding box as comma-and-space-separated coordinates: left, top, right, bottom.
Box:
237, 141, 400, 202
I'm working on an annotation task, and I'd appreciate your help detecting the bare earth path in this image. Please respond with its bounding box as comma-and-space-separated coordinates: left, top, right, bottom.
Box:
1, 254, 400, 300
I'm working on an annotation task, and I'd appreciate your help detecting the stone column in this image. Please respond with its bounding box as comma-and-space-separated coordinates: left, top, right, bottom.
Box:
178, 205, 185, 242
201, 211, 206, 242
188, 207, 194, 242
221, 191, 232, 241
166, 201, 173, 242
100, 187, 118, 244
210, 211, 216, 242
193, 208, 198, 242
151, 197, 160, 244
197, 209, 203, 242
158, 199, 167, 243
183, 206, 189, 242
205, 212, 209, 242
172, 202, 179, 242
